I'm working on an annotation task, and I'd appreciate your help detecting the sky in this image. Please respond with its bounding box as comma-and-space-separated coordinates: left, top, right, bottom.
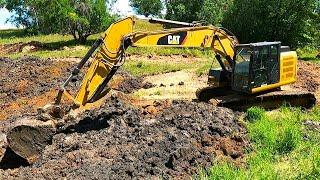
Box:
0, 8, 16, 29
0, 0, 133, 29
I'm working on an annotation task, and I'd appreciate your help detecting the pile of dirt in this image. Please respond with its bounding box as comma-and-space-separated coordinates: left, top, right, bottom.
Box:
114, 71, 155, 93
0, 41, 46, 55
0, 97, 248, 179
293, 61, 320, 92
0, 57, 156, 121
0, 56, 76, 121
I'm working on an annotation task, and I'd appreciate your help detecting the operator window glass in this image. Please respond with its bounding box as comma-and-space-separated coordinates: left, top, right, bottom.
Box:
268, 45, 280, 83
233, 47, 251, 91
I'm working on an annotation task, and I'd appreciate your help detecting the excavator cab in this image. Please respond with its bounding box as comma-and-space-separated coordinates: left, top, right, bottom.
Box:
232, 42, 282, 93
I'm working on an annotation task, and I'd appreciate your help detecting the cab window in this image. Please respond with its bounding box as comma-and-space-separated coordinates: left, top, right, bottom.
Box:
233, 47, 251, 91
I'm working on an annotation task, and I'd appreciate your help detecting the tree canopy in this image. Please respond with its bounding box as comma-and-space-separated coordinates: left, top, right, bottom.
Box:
165, 0, 232, 25
130, 0, 163, 17
2, 0, 116, 44
222, 0, 318, 48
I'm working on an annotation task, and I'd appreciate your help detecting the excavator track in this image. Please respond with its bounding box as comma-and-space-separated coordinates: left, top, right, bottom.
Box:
196, 86, 316, 111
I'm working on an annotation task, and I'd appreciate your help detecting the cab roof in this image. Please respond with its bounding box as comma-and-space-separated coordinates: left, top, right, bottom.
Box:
236, 42, 281, 48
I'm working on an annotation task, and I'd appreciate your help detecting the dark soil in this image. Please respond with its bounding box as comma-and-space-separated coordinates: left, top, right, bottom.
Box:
0, 56, 248, 179
293, 61, 320, 92
114, 71, 155, 93
0, 97, 248, 179
0, 57, 154, 121
0, 56, 76, 121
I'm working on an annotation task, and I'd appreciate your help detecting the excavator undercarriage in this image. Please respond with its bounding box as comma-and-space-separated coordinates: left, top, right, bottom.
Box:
0, 16, 316, 164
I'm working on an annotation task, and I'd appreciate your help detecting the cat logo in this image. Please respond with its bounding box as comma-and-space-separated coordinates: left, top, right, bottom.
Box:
168, 35, 181, 45
157, 32, 186, 45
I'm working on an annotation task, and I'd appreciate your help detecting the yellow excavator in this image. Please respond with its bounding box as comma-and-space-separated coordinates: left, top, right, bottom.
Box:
53, 16, 314, 111
0, 16, 316, 165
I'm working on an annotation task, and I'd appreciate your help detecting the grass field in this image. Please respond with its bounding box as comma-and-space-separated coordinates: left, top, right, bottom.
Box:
199, 107, 320, 179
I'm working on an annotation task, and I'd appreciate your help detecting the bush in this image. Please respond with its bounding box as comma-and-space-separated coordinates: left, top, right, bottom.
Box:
222, 0, 318, 48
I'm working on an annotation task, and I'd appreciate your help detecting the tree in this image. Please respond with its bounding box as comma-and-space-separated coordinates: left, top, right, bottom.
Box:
165, 0, 232, 25
2, 0, 116, 44
130, 0, 163, 17
222, 0, 318, 48
198, 0, 232, 25
314, 0, 320, 47
63, 0, 116, 44
165, 0, 203, 22
0, 0, 5, 6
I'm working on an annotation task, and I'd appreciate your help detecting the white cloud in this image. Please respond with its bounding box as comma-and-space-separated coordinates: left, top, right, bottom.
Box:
0, 8, 17, 29
112, 0, 134, 16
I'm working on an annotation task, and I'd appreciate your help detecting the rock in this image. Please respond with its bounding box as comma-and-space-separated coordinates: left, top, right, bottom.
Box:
0, 133, 7, 162
178, 82, 184, 86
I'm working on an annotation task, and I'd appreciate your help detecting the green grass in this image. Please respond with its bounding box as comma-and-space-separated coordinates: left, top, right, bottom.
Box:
122, 58, 216, 77
297, 47, 319, 62
199, 106, 320, 180
126, 47, 213, 58
133, 19, 164, 31
0, 29, 100, 45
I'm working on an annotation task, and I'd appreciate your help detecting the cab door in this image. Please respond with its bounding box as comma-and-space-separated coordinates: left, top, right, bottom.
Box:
250, 46, 269, 88
249, 44, 280, 90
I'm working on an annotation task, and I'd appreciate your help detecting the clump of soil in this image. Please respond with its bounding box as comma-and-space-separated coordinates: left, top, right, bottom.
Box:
0, 41, 46, 54
114, 71, 155, 93
0, 97, 248, 179
293, 61, 320, 92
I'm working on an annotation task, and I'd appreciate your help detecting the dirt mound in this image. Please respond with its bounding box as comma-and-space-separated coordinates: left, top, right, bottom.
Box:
113, 71, 155, 93
0, 57, 76, 121
0, 41, 46, 55
293, 61, 320, 92
0, 97, 248, 179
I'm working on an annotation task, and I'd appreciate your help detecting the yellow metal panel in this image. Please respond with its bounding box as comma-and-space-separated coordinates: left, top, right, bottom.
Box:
279, 51, 297, 83
251, 51, 297, 94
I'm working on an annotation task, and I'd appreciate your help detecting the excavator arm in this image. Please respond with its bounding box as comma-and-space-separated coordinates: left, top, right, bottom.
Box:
56, 16, 238, 109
